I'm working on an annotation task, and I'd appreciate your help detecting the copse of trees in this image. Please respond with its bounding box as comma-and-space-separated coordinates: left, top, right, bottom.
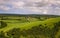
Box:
0, 21, 7, 29
7, 28, 21, 38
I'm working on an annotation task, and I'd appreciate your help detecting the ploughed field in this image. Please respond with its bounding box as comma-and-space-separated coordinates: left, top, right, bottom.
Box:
0, 14, 60, 38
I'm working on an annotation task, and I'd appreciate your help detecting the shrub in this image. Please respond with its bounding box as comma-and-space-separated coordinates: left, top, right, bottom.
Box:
0, 21, 7, 29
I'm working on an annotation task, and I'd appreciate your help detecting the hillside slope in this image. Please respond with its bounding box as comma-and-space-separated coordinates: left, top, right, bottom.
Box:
0, 17, 60, 32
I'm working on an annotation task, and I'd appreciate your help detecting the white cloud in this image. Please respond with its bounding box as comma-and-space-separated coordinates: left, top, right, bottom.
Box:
11, 1, 25, 9
26, 0, 42, 2
0, 5, 10, 11
0, 0, 25, 10
23, 0, 60, 14
0, 0, 60, 15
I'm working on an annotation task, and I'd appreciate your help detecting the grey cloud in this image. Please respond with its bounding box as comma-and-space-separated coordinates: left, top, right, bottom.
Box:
0, 0, 25, 10
0, 0, 60, 15
34, 2, 49, 7
24, 1, 49, 7
22, 0, 60, 15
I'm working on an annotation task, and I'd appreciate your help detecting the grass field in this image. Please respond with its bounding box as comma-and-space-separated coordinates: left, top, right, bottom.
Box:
0, 14, 60, 38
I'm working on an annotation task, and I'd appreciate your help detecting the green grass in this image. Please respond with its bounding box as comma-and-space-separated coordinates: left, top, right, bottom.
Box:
0, 17, 60, 33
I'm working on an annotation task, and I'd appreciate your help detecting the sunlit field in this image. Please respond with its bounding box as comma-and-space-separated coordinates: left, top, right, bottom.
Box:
0, 14, 60, 38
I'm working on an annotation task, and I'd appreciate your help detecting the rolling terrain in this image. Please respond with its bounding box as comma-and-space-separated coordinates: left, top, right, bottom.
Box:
0, 14, 60, 38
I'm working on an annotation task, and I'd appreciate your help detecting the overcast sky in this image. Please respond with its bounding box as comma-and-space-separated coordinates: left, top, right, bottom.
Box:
0, 0, 60, 15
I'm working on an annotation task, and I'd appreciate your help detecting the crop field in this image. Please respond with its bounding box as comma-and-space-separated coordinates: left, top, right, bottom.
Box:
0, 14, 60, 38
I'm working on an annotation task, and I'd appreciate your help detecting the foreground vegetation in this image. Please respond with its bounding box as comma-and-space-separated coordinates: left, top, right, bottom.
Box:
0, 14, 60, 38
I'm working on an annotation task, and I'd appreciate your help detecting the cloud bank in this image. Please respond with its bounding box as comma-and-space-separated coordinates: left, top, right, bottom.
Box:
0, 0, 60, 15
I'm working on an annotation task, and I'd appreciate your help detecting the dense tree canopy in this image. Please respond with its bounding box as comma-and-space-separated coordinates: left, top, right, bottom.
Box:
0, 21, 7, 29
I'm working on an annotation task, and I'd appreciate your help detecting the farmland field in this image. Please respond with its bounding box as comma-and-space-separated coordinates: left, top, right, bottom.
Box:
0, 14, 60, 38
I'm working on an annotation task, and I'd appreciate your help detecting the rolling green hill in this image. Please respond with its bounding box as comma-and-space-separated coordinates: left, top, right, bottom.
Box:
0, 15, 60, 38
0, 17, 60, 31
